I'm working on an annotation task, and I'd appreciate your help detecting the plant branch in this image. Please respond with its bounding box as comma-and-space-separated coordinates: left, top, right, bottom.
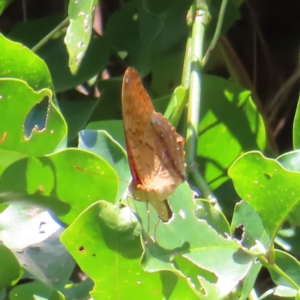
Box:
184, 1, 217, 200
185, 2, 207, 165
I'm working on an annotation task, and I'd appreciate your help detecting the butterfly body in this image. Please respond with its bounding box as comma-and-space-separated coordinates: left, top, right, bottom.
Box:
122, 67, 185, 221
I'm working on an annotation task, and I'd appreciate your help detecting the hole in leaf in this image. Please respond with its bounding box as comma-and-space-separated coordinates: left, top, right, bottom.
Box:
233, 224, 245, 241
39, 221, 46, 233
24, 96, 50, 139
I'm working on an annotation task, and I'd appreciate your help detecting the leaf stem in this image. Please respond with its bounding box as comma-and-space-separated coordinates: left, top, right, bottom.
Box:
202, 0, 228, 65
31, 17, 69, 52
181, 7, 193, 89
259, 255, 300, 290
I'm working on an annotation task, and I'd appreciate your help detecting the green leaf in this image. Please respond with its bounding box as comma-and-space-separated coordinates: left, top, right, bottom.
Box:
198, 75, 267, 211
238, 261, 262, 300
8, 15, 65, 47
152, 95, 171, 114
9, 281, 65, 300
0, 205, 74, 290
0, 206, 60, 248
277, 150, 300, 226
0, 34, 53, 92
151, 45, 186, 97
231, 200, 271, 250
0, 0, 13, 14
134, 183, 253, 298
277, 150, 300, 172
0, 149, 28, 178
61, 201, 198, 299
142, 0, 191, 55
86, 120, 125, 149
269, 250, 300, 290
274, 285, 298, 298
229, 151, 300, 242
194, 198, 231, 237
164, 86, 188, 127
8, 17, 110, 93
0, 149, 119, 225
78, 129, 131, 200
104, 0, 191, 74
14, 230, 75, 290
60, 201, 141, 297
41, 35, 110, 92
276, 226, 300, 257
91, 78, 122, 122
104, 1, 157, 74
104, 2, 139, 59
65, 0, 98, 74
293, 96, 300, 149
58, 91, 99, 142
0, 243, 23, 290
61, 277, 94, 300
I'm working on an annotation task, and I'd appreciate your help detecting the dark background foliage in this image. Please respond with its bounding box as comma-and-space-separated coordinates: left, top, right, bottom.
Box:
2, 0, 300, 153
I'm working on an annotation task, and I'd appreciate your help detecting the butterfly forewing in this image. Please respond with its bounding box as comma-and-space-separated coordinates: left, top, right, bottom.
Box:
122, 67, 186, 221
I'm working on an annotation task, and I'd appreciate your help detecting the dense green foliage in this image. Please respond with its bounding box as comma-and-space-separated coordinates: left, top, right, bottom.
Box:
0, 0, 300, 299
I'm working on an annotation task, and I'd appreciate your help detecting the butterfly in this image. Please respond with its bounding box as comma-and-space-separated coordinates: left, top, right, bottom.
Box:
122, 67, 186, 221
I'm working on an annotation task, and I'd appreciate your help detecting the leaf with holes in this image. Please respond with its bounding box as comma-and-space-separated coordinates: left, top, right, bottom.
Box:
229, 151, 300, 243
65, 0, 98, 74
0, 79, 67, 175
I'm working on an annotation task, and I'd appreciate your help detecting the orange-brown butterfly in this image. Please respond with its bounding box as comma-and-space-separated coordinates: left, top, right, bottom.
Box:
122, 67, 186, 221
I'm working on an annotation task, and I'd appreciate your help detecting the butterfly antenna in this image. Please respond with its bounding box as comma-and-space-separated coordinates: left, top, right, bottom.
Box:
126, 194, 140, 224
153, 218, 160, 242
